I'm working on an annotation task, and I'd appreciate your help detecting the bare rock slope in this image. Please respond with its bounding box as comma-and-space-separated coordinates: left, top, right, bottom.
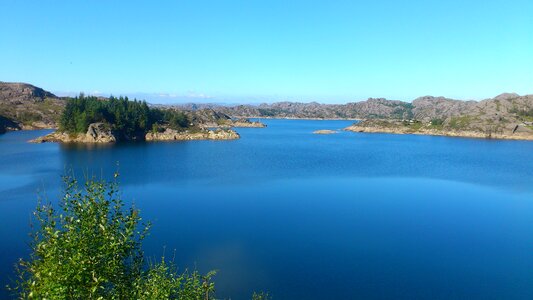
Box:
0, 82, 65, 130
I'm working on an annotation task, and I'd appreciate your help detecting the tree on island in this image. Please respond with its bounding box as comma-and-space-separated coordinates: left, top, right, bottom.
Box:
59, 94, 190, 139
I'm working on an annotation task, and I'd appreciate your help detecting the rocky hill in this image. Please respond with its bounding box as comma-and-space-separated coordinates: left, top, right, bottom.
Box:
182, 93, 533, 125
0, 82, 66, 131
344, 93, 533, 139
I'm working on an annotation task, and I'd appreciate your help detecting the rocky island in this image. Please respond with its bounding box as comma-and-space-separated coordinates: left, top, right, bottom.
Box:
31, 123, 239, 143
313, 129, 337, 134
29, 95, 240, 144
230, 118, 267, 128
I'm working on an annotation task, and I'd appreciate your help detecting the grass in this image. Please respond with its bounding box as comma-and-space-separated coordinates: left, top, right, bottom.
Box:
448, 115, 477, 130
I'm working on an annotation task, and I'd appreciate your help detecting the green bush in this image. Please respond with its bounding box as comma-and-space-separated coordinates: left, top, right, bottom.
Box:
252, 291, 272, 300
11, 175, 216, 299
430, 118, 444, 126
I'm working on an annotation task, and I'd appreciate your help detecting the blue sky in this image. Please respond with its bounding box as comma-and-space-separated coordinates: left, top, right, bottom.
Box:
1, 0, 532, 104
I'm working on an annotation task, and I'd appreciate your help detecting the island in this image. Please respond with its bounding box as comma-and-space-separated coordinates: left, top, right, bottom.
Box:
230, 118, 267, 128
29, 94, 240, 143
313, 129, 337, 134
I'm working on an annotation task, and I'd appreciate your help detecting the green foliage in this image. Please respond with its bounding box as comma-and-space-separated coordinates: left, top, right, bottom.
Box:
448, 115, 476, 130
17, 111, 42, 124
59, 94, 189, 138
391, 103, 414, 119
252, 291, 272, 300
133, 260, 216, 300
150, 108, 189, 130
430, 118, 444, 126
257, 108, 278, 117
11, 175, 217, 299
401, 120, 423, 132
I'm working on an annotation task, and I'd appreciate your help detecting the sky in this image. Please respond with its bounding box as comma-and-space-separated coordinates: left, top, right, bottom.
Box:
1, 0, 532, 104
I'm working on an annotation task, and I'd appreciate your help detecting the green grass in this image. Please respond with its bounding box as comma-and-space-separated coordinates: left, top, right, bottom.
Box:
448, 115, 477, 130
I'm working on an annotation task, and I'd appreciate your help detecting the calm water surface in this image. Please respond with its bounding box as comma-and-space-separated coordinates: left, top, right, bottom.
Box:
1, 119, 533, 299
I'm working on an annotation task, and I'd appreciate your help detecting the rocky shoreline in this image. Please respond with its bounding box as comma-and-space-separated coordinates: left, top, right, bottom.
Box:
145, 128, 239, 141
230, 118, 267, 128
344, 120, 533, 141
30, 122, 240, 144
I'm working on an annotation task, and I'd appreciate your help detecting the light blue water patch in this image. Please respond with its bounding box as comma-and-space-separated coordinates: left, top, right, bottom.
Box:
0, 174, 34, 192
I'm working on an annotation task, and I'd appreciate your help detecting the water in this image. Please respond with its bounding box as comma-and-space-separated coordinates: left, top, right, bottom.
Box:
1, 119, 533, 299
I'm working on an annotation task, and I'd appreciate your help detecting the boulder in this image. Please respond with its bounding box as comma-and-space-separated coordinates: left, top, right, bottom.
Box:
231, 118, 267, 128
85, 123, 116, 143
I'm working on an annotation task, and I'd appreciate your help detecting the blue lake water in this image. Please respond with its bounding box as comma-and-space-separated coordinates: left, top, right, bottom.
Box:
1, 119, 533, 299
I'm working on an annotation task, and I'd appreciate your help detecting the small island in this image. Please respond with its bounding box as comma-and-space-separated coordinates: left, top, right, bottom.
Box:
313, 129, 337, 134
231, 118, 267, 128
31, 95, 239, 143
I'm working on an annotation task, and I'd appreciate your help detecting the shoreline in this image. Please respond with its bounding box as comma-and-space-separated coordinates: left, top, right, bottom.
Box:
29, 126, 240, 144
234, 116, 361, 121
344, 125, 533, 141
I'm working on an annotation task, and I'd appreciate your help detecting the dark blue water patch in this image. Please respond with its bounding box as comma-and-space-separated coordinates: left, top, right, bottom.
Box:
1, 120, 533, 299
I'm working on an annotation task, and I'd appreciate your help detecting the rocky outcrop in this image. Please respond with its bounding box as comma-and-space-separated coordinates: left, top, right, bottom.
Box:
0, 82, 55, 101
231, 118, 266, 128
30, 122, 117, 143
313, 129, 337, 134
183, 108, 233, 127
411, 96, 476, 121
0, 115, 21, 134
85, 123, 117, 142
145, 128, 240, 141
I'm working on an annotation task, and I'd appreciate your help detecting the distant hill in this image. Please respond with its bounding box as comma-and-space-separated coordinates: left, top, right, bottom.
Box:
0, 82, 65, 131
174, 93, 533, 137
175, 93, 533, 120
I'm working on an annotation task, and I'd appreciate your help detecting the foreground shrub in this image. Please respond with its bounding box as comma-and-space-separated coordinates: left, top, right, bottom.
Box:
11, 175, 215, 299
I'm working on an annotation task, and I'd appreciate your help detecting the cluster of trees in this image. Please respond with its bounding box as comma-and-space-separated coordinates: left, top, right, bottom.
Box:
59, 94, 190, 139
11, 175, 271, 299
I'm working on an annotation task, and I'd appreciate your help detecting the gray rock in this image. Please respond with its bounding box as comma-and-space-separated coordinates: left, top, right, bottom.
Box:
86, 123, 116, 143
